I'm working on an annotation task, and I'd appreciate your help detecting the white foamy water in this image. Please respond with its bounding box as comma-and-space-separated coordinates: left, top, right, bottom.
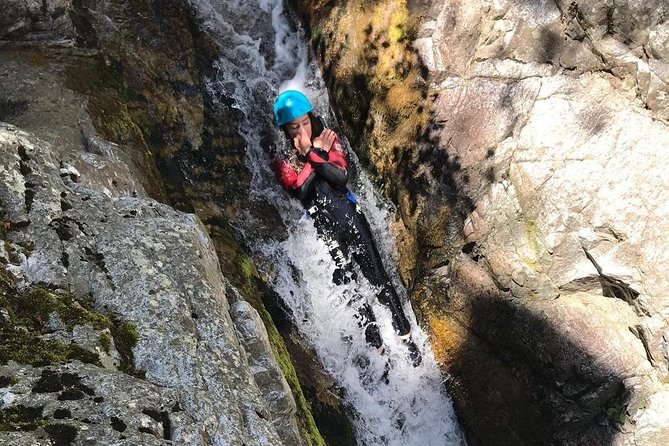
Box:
198, 0, 465, 444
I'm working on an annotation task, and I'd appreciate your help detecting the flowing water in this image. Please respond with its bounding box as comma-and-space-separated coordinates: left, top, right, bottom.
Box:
199, 0, 465, 444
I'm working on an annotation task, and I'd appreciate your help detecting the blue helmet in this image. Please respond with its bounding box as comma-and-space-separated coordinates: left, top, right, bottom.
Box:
273, 90, 313, 126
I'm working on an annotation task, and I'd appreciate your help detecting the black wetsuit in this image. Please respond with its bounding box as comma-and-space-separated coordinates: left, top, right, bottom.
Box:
272, 137, 411, 349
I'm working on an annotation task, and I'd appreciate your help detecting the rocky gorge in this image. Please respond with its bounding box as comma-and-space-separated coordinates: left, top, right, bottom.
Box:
1, 0, 669, 445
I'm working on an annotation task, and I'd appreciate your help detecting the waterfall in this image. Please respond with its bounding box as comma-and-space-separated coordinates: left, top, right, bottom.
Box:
199, 0, 465, 444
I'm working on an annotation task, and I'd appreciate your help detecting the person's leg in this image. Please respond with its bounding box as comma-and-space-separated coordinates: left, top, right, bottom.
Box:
355, 302, 383, 349
343, 203, 422, 366
313, 209, 384, 350
345, 205, 412, 337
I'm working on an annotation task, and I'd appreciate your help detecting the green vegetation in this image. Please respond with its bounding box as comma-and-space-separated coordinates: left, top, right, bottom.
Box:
98, 332, 112, 354
0, 375, 19, 387
0, 330, 101, 367
312, 25, 322, 44
234, 253, 324, 445
0, 264, 138, 372
606, 403, 627, 425
239, 255, 254, 284
0, 405, 46, 431
266, 321, 324, 446
110, 321, 140, 375
16, 288, 111, 332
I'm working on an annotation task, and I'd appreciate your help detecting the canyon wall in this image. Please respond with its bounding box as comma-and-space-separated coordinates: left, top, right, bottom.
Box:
289, 0, 669, 444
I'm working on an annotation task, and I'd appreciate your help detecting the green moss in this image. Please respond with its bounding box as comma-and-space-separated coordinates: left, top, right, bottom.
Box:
0, 283, 105, 366
0, 375, 19, 387
0, 405, 46, 431
99, 332, 112, 354
17, 288, 113, 332
209, 223, 324, 445
0, 268, 14, 292
238, 255, 254, 283
0, 327, 101, 367
606, 404, 627, 424
266, 321, 325, 446
0, 264, 140, 372
312, 26, 322, 44
111, 321, 140, 375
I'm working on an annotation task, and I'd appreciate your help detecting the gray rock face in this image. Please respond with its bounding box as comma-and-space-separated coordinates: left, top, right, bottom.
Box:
410, 0, 669, 444
0, 0, 312, 443
231, 301, 304, 446
0, 123, 292, 444
0, 361, 196, 445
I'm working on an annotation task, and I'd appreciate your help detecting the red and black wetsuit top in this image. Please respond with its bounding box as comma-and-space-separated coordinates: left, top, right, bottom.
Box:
271, 135, 349, 209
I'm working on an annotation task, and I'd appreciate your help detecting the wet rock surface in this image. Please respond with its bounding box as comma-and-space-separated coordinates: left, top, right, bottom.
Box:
0, 362, 192, 445
0, 124, 285, 444
290, 0, 669, 444
1, 0, 321, 444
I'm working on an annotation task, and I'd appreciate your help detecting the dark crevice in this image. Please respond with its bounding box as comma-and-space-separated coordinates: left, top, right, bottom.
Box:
17, 145, 31, 162
33, 370, 96, 401
582, 247, 643, 315
110, 416, 127, 432
83, 246, 115, 291
19, 160, 32, 176
44, 423, 78, 446
8, 220, 30, 230
24, 181, 36, 213
630, 325, 656, 365
461, 241, 481, 262
53, 408, 72, 419
50, 218, 75, 242
142, 409, 172, 440
57, 389, 88, 401
60, 200, 73, 212
33, 369, 64, 393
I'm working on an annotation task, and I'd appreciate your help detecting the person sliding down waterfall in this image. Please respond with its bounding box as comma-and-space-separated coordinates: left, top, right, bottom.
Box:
271, 90, 421, 367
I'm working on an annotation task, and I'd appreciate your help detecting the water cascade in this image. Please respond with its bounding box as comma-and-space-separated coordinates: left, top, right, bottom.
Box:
201, 0, 465, 444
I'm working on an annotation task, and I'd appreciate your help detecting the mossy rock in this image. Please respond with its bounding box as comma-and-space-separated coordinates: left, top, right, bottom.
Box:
0, 405, 46, 432
0, 328, 101, 367
208, 222, 324, 446
0, 265, 138, 372
0, 375, 20, 387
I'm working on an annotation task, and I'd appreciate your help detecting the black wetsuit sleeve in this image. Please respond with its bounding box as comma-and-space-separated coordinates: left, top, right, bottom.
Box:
291, 171, 317, 203
306, 148, 348, 188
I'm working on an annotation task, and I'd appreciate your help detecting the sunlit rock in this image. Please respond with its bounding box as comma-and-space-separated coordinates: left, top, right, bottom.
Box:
0, 124, 285, 444
290, 0, 669, 443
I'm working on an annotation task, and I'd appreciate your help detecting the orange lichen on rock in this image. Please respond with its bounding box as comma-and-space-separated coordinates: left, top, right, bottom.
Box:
426, 315, 464, 366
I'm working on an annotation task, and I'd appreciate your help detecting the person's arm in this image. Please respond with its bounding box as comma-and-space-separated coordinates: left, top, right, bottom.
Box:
272, 158, 317, 200
306, 134, 348, 188
307, 147, 348, 188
